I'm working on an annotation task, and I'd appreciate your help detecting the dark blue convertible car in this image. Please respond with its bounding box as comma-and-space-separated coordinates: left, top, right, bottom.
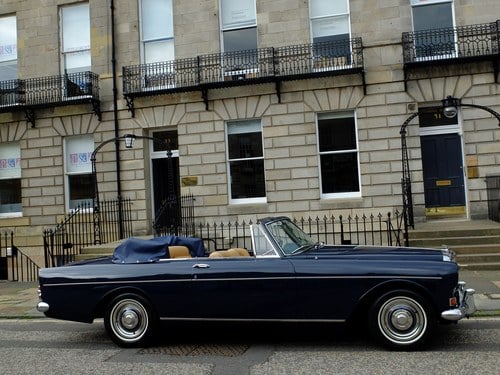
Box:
37, 216, 476, 349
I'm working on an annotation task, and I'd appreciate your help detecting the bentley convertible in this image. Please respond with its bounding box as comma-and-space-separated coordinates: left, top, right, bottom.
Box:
37, 216, 476, 349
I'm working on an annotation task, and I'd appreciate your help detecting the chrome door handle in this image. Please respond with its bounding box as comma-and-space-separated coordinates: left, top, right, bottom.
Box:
193, 263, 210, 269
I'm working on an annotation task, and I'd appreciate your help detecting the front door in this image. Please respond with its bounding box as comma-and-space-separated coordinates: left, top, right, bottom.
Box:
150, 130, 180, 230
420, 133, 466, 216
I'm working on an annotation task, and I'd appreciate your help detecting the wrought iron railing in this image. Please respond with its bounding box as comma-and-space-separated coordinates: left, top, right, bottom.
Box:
43, 198, 133, 268
403, 20, 500, 64
123, 38, 364, 111
153, 194, 195, 237
486, 175, 500, 222
0, 232, 39, 282
0, 71, 101, 125
159, 211, 406, 253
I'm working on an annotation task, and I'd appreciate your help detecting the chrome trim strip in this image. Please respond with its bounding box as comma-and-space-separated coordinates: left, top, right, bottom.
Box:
42, 274, 442, 287
159, 317, 346, 323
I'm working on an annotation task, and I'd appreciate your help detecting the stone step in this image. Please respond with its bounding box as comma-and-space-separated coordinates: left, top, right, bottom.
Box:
457, 253, 500, 264
458, 262, 500, 271
409, 228, 500, 239
409, 235, 500, 248
451, 244, 500, 255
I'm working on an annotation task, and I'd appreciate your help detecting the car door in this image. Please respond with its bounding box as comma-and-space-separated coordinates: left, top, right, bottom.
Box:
190, 257, 296, 320
290, 255, 365, 321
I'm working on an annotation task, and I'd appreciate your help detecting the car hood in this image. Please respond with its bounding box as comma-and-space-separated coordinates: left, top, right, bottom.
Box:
300, 244, 454, 262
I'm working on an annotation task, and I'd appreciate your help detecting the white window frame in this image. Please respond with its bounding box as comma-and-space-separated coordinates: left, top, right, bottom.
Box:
219, 0, 258, 78
0, 142, 22, 217
226, 119, 266, 204
60, 3, 91, 74
0, 15, 18, 82
309, 0, 352, 71
411, 0, 457, 61
64, 135, 94, 211
139, 0, 175, 90
317, 111, 361, 199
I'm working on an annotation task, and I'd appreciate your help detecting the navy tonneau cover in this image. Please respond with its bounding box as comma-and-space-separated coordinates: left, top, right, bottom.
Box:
112, 236, 206, 263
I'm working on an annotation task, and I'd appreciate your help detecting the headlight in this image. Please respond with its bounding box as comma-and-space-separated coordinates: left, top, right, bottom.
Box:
441, 246, 456, 263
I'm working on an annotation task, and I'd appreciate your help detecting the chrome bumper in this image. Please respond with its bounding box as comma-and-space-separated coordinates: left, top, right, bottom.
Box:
37, 301, 49, 313
441, 281, 476, 321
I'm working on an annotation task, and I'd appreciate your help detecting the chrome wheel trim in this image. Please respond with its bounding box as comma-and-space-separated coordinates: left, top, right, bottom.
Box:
377, 296, 427, 345
109, 298, 149, 343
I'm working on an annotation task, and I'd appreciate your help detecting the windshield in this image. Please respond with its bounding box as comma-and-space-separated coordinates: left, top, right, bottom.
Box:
265, 218, 315, 255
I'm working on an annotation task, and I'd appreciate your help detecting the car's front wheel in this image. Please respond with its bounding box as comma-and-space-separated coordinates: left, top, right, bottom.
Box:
369, 290, 434, 350
104, 293, 157, 347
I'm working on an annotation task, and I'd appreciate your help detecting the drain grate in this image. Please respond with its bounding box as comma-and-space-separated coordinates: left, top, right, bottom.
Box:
139, 343, 250, 357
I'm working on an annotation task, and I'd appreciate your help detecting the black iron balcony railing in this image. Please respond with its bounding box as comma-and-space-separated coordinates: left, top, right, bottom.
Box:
123, 38, 364, 114
0, 71, 101, 127
402, 20, 499, 87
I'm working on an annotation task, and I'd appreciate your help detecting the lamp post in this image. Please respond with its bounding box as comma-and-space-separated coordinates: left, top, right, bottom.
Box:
91, 134, 173, 244
400, 97, 500, 247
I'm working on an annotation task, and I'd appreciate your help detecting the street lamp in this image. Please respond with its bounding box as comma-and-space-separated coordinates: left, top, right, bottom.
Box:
91, 134, 174, 244
442, 96, 500, 124
400, 96, 500, 246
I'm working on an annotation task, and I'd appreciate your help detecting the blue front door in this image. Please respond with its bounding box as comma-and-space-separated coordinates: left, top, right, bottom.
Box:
420, 133, 465, 211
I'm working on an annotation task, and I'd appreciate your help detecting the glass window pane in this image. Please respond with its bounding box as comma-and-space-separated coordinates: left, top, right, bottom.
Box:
223, 27, 258, 52
318, 115, 356, 152
321, 153, 359, 194
141, 0, 173, 40
230, 159, 265, 199
62, 4, 90, 52
228, 131, 263, 159
0, 142, 21, 179
152, 130, 178, 151
68, 174, 93, 209
0, 16, 17, 63
0, 178, 21, 213
144, 39, 174, 63
65, 136, 93, 174
412, 2, 453, 31
310, 0, 348, 18
64, 51, 91, 73
312, 15, 349, 38
221, 0, 256, 29
0, 61, 17, 81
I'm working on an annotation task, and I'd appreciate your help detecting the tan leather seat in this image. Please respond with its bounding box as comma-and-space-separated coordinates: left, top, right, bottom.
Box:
168, 245, 191, 258
208, 248, 250, 258
228, 248, 250, 256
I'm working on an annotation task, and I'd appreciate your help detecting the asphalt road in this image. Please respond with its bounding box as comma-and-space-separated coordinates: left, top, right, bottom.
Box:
0, 318, 498, 375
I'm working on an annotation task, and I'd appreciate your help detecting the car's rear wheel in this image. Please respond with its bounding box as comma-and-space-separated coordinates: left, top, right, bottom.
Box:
104, 293, 157, 347
369, 290, 434, 350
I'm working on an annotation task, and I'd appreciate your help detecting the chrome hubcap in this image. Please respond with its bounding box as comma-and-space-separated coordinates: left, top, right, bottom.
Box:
378, 296, 427, 345
121, 309, 139, 330
390, 308, 414, 331
109, 298, 149, 343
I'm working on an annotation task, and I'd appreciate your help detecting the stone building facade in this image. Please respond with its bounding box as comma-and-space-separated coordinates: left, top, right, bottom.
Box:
0, 0, 499, 265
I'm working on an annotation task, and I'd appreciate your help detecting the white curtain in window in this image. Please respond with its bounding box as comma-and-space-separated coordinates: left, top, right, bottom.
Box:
65, 136, 93, 174
141, 0, 173, 40
227, 120, 260, 135
62, 4, 90, 52
221, 0, 256, 29
312, 16, 349, 38
0, 16, 17, 63
310, 0, 348, 18
0, 143, 20, 179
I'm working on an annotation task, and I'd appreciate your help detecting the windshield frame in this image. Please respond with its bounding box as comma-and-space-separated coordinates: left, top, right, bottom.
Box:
259, 217, 316, 256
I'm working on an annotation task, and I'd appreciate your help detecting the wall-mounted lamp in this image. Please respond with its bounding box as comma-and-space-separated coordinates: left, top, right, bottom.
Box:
124, 134, 136, 149
441, 95, 500, 125
442, 96, 460, 119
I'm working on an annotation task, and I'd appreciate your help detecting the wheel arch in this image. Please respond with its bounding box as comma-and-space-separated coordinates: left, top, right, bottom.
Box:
349, 279, 436, 324
92, 286, 155, 319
